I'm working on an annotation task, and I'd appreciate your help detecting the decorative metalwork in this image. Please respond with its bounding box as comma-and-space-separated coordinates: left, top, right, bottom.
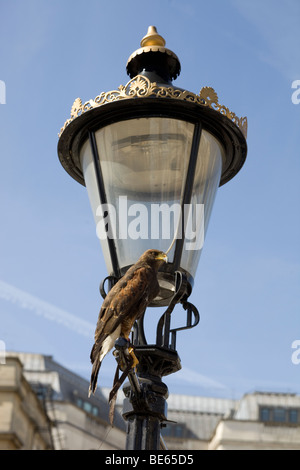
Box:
100, 271, 200, 354
99, 275, 119, 299
59, 75, 248, 139
156, 271, 200, 351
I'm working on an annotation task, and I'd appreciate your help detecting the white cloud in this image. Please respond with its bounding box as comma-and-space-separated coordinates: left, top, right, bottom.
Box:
231, 0, 300, 79
0, 280, 94, 338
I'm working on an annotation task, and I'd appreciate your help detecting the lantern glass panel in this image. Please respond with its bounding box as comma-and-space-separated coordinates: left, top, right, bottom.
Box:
80, 118, 223, 286
80, 138, 115, 274
92, 117, 194, 272
181, 130, 223, 278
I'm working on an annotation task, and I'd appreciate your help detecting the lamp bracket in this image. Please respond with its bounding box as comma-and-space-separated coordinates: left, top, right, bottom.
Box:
100, 270, 200, 352
155, 271, 200, 351
99, 275, 119, 299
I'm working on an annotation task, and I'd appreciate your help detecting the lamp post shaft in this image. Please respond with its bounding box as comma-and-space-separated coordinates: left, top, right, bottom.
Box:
120, 345, 180, 450
122, 371, 169, 450
126, 414, 161, 450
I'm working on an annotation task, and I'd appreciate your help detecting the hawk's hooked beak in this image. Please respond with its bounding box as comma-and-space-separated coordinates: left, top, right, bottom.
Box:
156, 253, 168, 263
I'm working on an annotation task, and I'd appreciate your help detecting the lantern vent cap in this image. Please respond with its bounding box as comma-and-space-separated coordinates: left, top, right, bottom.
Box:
126, 26, 181, 81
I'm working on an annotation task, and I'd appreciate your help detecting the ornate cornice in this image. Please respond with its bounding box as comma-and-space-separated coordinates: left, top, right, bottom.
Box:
58, 75, 247, 139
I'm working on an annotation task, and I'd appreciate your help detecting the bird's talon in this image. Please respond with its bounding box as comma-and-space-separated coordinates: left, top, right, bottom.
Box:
128, 347, 139, 369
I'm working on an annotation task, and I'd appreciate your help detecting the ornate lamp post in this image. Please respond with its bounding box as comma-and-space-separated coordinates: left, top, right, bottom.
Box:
57, 26, 247, 450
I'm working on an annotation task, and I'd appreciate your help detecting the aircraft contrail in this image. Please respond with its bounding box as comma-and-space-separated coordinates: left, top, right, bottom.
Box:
0, 280, 230, 393
0, 279, 94, 338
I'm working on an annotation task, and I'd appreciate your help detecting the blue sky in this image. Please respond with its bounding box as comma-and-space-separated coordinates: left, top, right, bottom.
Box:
0, 0, 299, 399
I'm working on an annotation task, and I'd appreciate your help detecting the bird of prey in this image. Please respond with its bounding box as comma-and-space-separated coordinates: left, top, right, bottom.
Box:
88, 249, 168, 396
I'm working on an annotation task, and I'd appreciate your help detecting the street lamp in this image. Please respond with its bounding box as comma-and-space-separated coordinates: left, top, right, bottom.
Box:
57, 26, 247, 450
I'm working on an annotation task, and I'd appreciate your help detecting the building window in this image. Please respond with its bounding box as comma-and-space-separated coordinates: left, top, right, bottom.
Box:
289, 409, 298, 424
174, 425, 183, 438
161, 423, 186, 439
162, 426, 171, 437
259, 406, 300, 425
273, 408, 286, 423
76, 398, 83, 408
260, 407, 270, 422
76, 397, 99, 417
83, 401, 92, 413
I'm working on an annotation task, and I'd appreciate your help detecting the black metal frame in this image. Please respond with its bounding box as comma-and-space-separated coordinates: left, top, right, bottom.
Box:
58, 97, 247, 188
57, 30, 247, 450
89, 131, 120, 277
172, 122, 202, 272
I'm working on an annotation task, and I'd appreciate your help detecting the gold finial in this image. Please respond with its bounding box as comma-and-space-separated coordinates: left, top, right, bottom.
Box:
140, 26, 166, 47
126, 26, 180, 80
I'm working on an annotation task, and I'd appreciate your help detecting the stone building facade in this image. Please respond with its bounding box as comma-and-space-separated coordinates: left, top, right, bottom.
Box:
1, 352, 300, 450
0, 357, 52, 449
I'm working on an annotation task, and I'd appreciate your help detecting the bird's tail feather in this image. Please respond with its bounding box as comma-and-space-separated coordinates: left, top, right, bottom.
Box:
88, 357, 102, 397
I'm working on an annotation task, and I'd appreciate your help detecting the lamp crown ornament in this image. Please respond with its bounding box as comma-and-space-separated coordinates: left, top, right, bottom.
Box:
126, 25, 181, 81
58, 26, 247, 142
140, 25, 166, 47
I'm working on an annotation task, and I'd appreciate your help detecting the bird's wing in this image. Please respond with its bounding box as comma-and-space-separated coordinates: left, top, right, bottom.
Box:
91, 266, 151, 360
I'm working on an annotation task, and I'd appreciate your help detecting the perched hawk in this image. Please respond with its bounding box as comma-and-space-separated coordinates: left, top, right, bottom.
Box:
88, 249, 167, 396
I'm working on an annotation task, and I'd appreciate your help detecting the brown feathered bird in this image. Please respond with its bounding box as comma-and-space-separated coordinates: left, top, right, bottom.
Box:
88, 249, 167, 396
